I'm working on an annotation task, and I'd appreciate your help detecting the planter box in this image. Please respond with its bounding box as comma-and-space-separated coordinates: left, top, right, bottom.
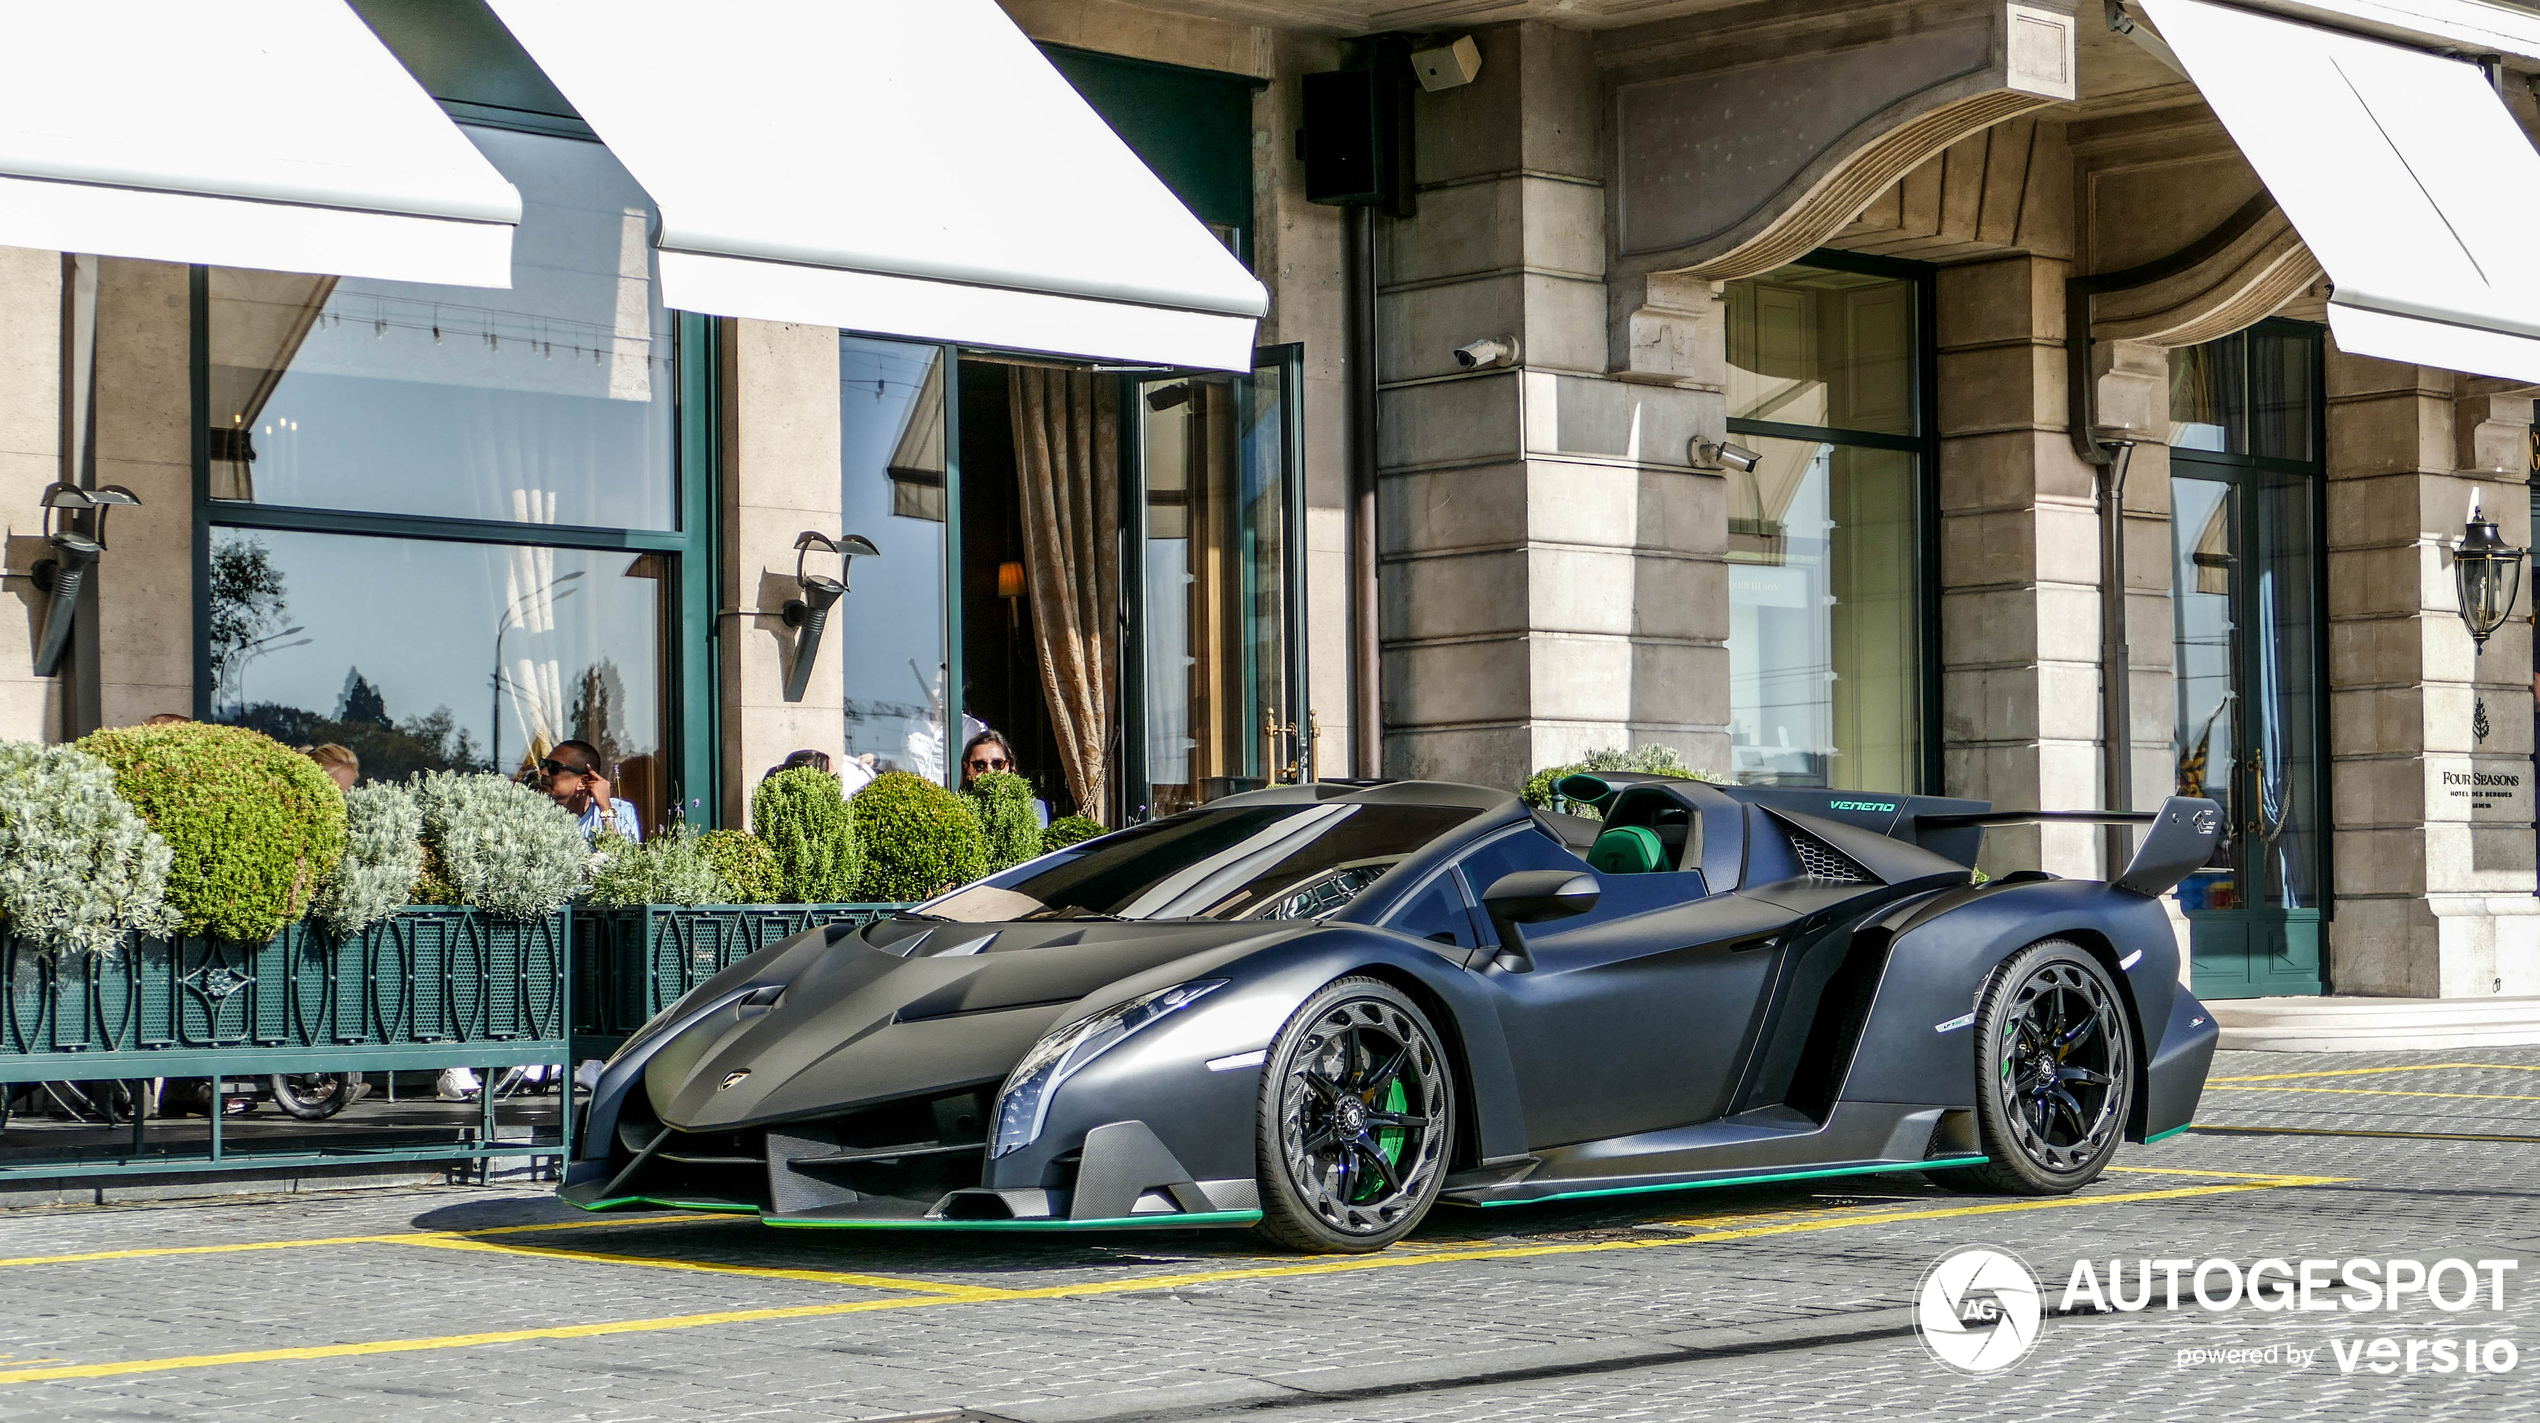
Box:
2, 906, 572, 1082
570, 903, 904, 1056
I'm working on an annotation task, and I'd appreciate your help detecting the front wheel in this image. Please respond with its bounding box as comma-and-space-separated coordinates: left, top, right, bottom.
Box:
1931, 940, 2134, 1196
269, 1073, 357, 1120
1253, 977, 1454, 1253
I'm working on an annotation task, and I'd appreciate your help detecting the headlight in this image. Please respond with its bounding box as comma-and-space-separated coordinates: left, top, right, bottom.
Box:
989, 980, 1226, 1158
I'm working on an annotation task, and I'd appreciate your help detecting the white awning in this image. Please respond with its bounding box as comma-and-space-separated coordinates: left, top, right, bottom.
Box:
0, 1, 519, 287
2144, 0, 2540, 380
485, 0, 1268, 371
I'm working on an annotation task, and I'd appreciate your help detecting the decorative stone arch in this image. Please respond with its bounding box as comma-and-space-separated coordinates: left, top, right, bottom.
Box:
1608, 0, 2079, 383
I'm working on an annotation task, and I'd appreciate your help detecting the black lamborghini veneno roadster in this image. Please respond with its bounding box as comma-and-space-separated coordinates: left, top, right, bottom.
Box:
564, 776, 2223, 1252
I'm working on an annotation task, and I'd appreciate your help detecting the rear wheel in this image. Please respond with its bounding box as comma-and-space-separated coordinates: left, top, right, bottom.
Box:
269, 1073, 357, 1121
1253, 977, 1453, 1253
1931, 940, 2134, 1196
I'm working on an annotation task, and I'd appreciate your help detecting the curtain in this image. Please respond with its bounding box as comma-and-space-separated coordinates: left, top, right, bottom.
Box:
1008, 368, 1120, 819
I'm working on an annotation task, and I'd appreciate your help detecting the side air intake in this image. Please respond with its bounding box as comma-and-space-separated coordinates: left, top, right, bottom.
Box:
1788, 828, 1874, 884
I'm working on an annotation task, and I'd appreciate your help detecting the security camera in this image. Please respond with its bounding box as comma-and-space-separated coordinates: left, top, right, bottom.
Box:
1689, 438, 1762, 474
1453, 336, 1520, 370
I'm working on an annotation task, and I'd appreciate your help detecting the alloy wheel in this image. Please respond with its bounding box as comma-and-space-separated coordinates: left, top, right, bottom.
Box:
1274, 994, 1448, 1240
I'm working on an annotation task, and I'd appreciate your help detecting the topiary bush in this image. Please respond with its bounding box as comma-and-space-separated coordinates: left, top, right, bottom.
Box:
854, 771, 988, 902
584, 825, 733, 908
961, 770, 1043, 872
752, 767, 863, 903
411, 770, 588, 919
77, 722, 346, 941
1041, 814, 1105, 851
0, 740, 179, 954
1521, 745, 1727, 821
312, 781, 425, 935
696, 828, 783, 904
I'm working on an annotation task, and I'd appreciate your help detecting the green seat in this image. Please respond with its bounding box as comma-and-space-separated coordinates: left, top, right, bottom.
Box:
1587, 824, 1666, 875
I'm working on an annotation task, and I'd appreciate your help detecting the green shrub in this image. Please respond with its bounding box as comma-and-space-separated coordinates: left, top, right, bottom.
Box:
0, 740, 179, 953
1041, 814, 1105, 851
411, 771, 587, 919
752, 768, 863, 903
584, 825, 733, 908
962, 770, 1043, 872
1521, 745, 1727, 821
77, 722, 346, 941
696, 829, 784, 904
313, 781, 424, 935
854, 771, 988, 902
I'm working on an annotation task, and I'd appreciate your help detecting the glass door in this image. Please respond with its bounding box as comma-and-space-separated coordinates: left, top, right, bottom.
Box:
2168, 330, 2328, 997
1126, 345, 1309, 819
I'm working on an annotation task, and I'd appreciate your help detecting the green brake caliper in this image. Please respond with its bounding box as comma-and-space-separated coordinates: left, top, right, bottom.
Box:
1358, 1079, 1410, 1203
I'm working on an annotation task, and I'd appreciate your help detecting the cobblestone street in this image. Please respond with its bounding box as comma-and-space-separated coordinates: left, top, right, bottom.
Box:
0, 1046, 2532, 1421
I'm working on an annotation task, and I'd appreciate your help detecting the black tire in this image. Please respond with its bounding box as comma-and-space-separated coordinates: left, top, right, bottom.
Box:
1931, 939, 2134, 1196
269, 1073, 356, 1121
1253, 977, 1454, 1253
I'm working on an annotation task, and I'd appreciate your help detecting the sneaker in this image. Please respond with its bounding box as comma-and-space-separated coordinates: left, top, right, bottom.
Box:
434, 1068, 481, 1101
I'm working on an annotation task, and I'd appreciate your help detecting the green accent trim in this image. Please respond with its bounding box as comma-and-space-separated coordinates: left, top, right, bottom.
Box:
1470, 1156, 1990, 1207
1117, 375, 1147, 817
1038, 44, 1256, 267
764, 1210, 1263, 1232
2143, 1124, 2192, 1144
572, 1196, 763, 1215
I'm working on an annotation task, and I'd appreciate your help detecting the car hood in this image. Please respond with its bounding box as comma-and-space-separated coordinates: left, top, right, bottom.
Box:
644, 917, 1281, 1131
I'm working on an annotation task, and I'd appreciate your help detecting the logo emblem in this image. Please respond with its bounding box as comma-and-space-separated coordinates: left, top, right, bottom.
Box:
1915, 1247, 2042, 1374
2190, 806, 2220, 835
718, 1070, 751, 1091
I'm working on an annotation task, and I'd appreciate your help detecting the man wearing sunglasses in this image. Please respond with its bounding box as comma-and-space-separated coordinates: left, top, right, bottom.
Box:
542, 739, 642, 842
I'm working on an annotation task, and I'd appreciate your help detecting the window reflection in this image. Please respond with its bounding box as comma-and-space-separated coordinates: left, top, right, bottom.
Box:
1726, 441, 1920, 790
1726, 264, 1915, 436
840, 335, 951, 783
207, 530, 668, 831
206, 126, 674, 529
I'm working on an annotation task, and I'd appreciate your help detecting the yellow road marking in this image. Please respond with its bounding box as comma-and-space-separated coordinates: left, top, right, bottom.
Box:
2210, 1062, 2540, 1084
0, 1214, 731, 1271
2101, 1164, 2310, 1180
2189, 1122, 2540, 1145
389, 1236, 1015, 1298
2206, 1085, 2540, 1103
0, 1170, 2344, 1386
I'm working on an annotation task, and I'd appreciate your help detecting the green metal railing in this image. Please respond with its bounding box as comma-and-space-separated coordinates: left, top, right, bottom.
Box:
0, 903, 915, 1182
1, 907, 572, 1179
570, 904, 904, 1057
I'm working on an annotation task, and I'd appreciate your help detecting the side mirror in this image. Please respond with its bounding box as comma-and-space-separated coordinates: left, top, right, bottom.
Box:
1478, 869, 1599, 972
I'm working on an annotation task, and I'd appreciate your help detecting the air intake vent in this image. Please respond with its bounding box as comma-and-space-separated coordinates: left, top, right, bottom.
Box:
1789, 829, 1874, 884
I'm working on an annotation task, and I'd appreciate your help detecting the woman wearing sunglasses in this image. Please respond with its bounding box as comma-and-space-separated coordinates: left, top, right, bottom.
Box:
956, 729, 1021, 794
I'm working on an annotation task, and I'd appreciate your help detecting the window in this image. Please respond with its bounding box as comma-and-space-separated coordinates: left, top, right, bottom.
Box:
840, 335, 954, 782
2167, 327, 2318, 460
1724, 258, 1931, 792
1384, 870, 1481, 949
201, 124, 701, 834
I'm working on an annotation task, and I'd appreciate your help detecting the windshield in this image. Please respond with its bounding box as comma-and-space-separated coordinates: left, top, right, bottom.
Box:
920, 801, 1487, 924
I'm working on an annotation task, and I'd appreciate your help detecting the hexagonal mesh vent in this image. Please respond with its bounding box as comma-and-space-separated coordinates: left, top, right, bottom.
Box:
1790, 830, 1872, 883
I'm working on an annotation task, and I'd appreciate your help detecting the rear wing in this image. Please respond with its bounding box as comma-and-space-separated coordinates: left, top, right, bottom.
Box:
1916, 797, 2221, 898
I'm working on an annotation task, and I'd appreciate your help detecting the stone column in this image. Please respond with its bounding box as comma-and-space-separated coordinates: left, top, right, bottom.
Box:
1252, 31, 1351, 777
1379, 22, 1726, 788
90, 259, 195, 731
1935, 255, 2105, 876
2326, 351, 2539, 996
718, 318, 845, 827
0, 247, 62, 741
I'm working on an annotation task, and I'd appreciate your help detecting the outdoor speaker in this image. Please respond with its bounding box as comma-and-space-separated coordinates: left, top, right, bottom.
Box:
1300, 49, 1415, 215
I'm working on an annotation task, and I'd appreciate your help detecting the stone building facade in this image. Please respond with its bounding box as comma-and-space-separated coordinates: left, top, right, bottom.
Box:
5, 0, 2535, 1001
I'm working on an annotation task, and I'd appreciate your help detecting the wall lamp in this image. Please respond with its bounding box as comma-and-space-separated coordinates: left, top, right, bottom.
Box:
2455, 490, 2524, 651
30, 482, 139, 676
780, 529, 877, 703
